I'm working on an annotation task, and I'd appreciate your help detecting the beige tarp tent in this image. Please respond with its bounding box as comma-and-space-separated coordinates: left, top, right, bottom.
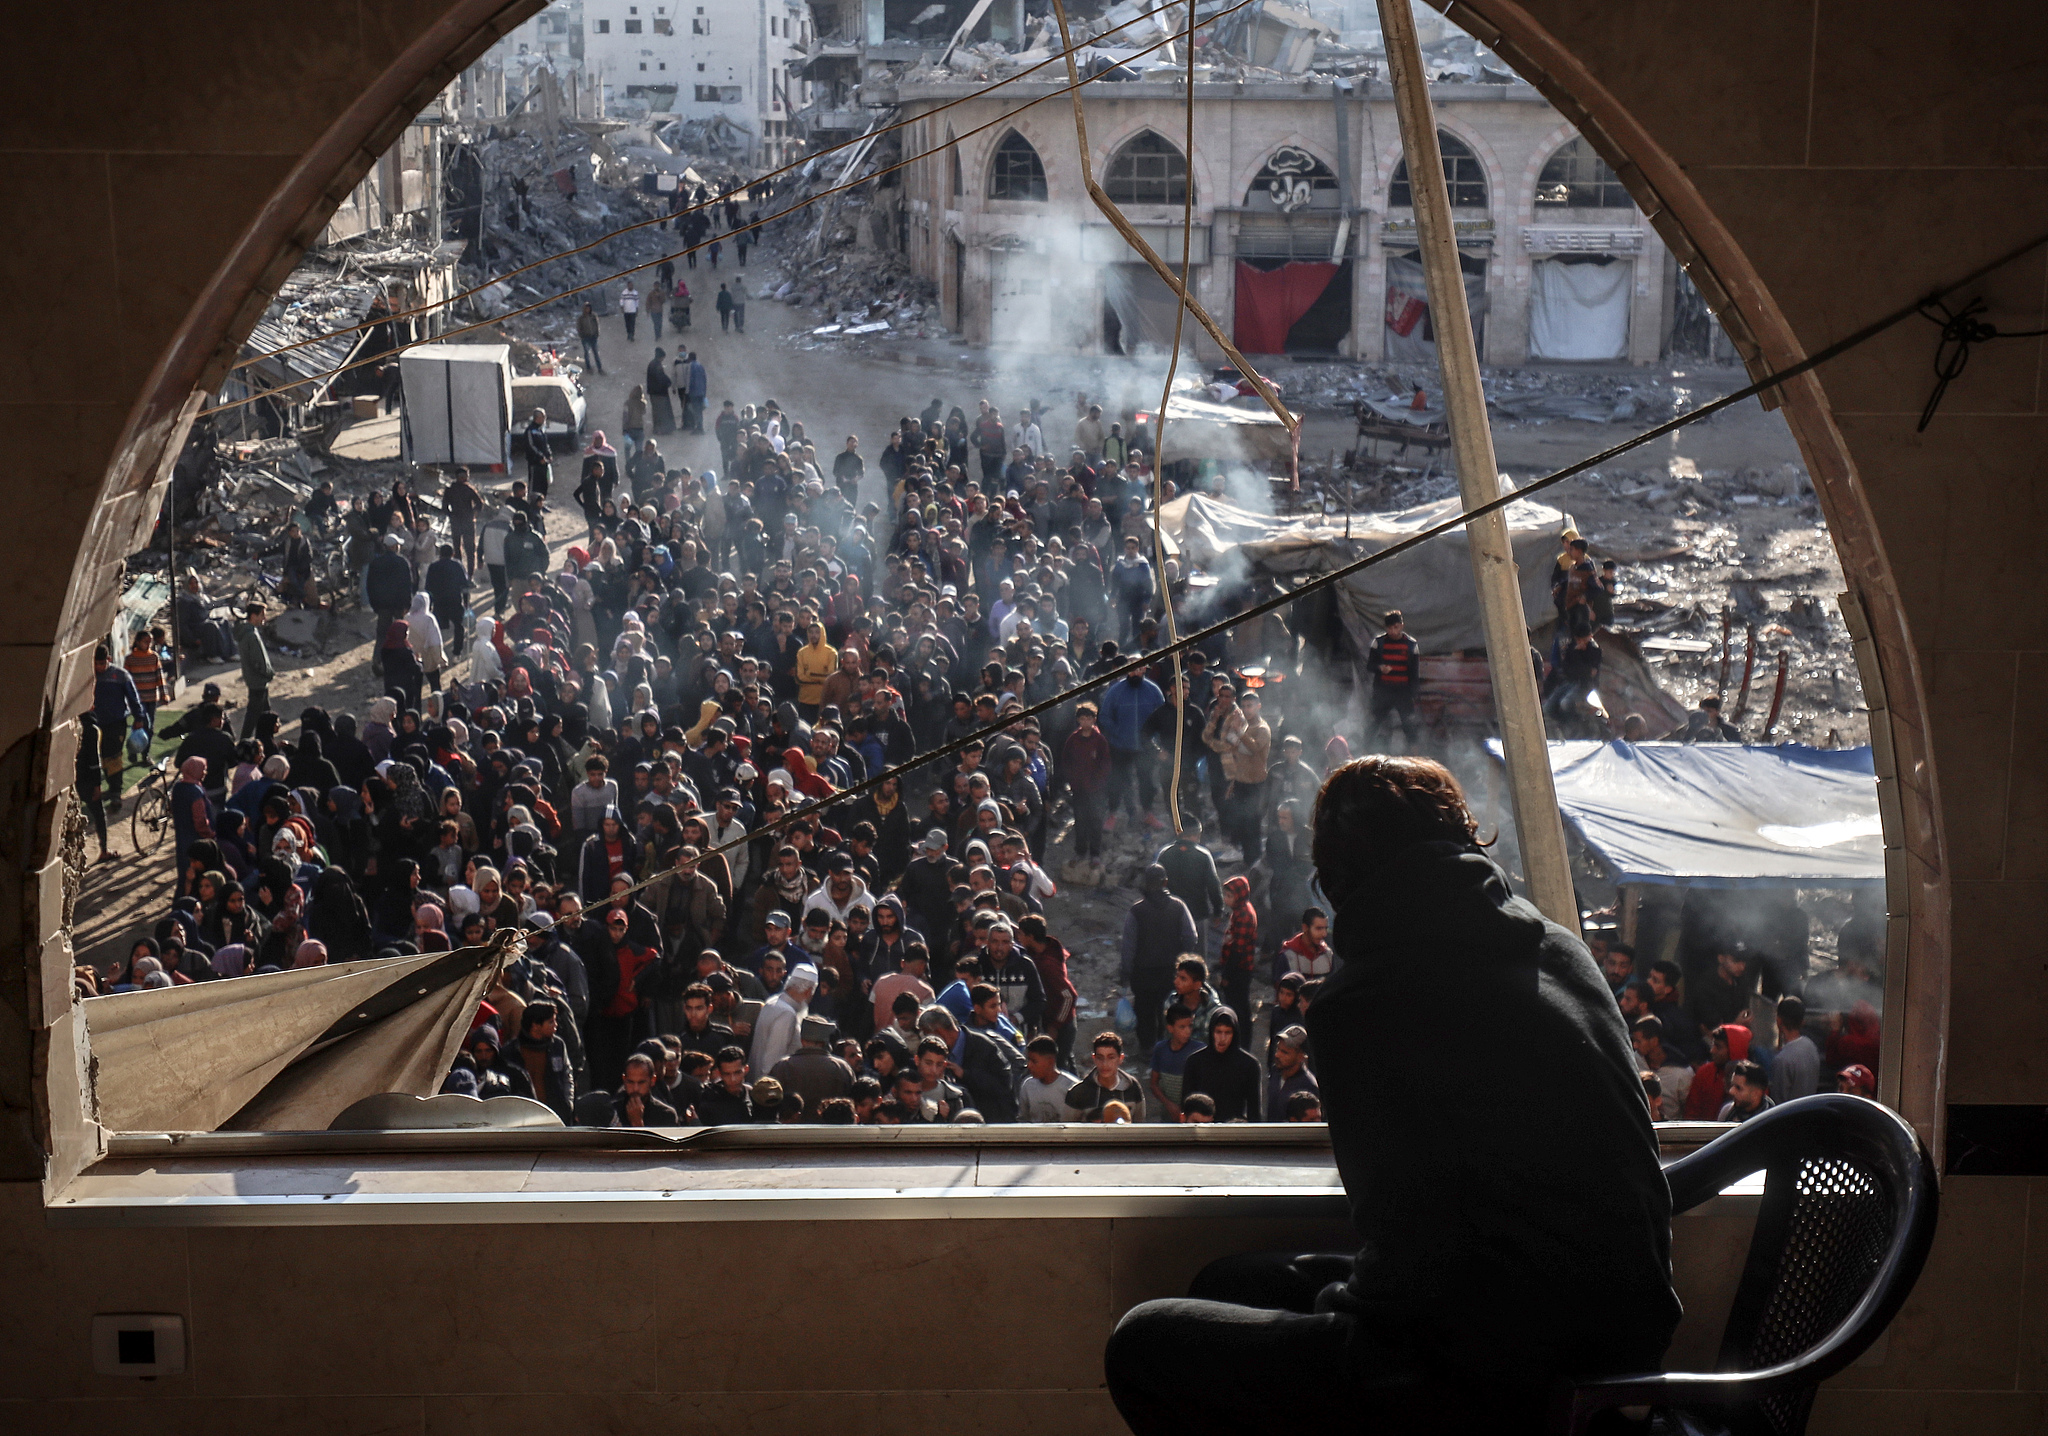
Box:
1158, 385, 1298, 467
84, 938, 513, 1133
1159, 487, 1566, 654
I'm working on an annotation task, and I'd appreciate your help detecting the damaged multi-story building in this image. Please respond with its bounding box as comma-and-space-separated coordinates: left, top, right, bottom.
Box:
802, 0, 1697, 365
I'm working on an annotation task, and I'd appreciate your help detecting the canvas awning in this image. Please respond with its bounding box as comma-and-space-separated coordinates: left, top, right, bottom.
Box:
1489, 740, 1884, 889
84, 938, 513, 1133
1159, 487, 1563, 653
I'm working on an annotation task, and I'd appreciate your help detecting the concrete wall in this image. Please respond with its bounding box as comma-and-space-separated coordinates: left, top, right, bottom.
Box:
897, 80, 1663, 362
0, 0, 2041, 1430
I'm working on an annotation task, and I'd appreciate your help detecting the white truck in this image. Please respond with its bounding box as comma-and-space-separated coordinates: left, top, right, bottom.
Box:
399, 343, 514, 470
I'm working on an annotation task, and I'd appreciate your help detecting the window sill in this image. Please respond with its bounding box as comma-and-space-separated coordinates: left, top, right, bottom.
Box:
45, 1124, 1753, 1227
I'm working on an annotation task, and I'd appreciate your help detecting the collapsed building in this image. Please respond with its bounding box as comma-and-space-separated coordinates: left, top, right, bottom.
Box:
799, 0, 1703, 365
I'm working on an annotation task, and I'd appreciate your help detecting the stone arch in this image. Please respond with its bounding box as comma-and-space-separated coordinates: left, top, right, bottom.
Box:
6, 0, 1944, 1164
1454, 0, 1942, 1140
1229, 132, 1339, 211
971, 114, 1062, 204
1093, 123, 1195, 207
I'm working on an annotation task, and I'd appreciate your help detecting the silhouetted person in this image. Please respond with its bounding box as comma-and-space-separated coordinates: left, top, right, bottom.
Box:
1105, 755, 1679, 1433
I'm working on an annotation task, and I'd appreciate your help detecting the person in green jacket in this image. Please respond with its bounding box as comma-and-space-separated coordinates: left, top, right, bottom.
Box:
233, 602, 273, 740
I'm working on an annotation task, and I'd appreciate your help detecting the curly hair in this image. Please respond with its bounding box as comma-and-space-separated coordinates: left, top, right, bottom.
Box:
1310, 755, 1486, 909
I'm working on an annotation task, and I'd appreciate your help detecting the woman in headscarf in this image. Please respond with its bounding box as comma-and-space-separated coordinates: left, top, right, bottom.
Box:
306, 866, 373, 961
362, 697, 399, 764
381, 620, 424, 713
209, 943, 252, 980
390, 709, 431, 768
1322, 734, 1352, 776
407, 592, 446, 692
328, 712, 375, 789
369, 857, 422, 949
468, 615, 506, 690
287, 728, 339, 794
212, 809, 256, 879
170, 755, 215, 880
255, 879, 309, 970
323, 786, 372, 877
201, 879, 258, 951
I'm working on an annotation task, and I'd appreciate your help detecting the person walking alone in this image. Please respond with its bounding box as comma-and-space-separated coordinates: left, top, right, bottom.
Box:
576, 301, 603, 374
685, 352, 708, 433
235, 603, 274, 740
619, 280, 640, 342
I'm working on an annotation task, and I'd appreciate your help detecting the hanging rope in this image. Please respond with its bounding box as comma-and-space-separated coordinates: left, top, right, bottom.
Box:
1916, 295, 2048, 431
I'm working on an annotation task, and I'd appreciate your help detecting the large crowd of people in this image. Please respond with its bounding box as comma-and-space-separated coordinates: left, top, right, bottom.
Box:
81, 377, 1386, 1129
80, 346, 1881, 1131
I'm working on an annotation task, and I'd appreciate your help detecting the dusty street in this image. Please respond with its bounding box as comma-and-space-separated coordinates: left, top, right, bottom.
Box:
79, 231, 1853, 1076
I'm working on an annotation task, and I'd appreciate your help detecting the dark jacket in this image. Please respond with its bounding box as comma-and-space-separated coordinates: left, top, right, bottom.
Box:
1154, 840, 1224, 922
363, 551, 415, 611
610, 1087, 681, 1127
950, 1026, 1020, 1121
984, 949, 1046, 1031
1308, 843, 1680, 1409
496, 1034, 575, 1121
694, 1081, 754, 1125
1180, 1038, 1263, 1121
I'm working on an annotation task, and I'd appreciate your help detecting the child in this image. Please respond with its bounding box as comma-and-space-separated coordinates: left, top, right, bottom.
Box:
1147, 1005, 1204, 1123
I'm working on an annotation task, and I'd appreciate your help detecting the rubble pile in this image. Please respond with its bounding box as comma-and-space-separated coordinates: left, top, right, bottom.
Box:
455, 124, 755, 345
1257, 356, 1688, 423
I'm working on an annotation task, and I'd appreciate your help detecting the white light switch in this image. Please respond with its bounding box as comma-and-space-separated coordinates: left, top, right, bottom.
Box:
90, 1314, 185, 1376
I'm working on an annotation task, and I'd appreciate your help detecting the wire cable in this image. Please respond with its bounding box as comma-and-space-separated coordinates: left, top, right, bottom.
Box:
226, 1, 1244, 380
561, 226, 2048, 915
200, 0, 1262, 421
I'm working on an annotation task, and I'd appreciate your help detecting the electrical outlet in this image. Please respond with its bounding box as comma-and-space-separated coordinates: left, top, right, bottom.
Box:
90, 1314, 185, 1377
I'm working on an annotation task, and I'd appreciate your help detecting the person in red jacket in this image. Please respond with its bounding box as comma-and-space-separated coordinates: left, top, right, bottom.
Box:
1682, 1022, 1751, 1121
1216, 875, 1259, 1022
1017, 912, 1079, 1067
1061, 702, 1112, 860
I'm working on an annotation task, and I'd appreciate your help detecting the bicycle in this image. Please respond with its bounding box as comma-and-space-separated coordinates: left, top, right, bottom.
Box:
127, 755, 175, 855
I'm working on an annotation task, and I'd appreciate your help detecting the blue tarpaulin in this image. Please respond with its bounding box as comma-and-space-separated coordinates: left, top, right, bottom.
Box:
1487, 740, 1884, 889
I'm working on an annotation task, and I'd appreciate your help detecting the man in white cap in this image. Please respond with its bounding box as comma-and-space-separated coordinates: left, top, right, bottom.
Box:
900, 828, 958, 953
751, 962, 817, 1072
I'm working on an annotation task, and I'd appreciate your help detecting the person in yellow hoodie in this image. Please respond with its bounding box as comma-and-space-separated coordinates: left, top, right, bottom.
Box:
795, 620, 838, 720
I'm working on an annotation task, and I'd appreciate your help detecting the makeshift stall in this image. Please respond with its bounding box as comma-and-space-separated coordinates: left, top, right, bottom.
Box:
1491, 739, 1884, 1042
399, 343, 514, 469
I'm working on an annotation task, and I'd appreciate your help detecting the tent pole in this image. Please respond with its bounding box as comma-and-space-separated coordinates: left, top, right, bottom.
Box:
1374, 0, 1579, 934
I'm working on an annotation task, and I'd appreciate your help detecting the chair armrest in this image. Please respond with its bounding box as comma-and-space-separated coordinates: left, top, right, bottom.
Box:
1660, 1130, 1762, 1213
1557, 1364, 1841, 1434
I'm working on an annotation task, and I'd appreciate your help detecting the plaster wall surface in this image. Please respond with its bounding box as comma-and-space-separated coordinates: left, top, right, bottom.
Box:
0, 1, 2041, 1429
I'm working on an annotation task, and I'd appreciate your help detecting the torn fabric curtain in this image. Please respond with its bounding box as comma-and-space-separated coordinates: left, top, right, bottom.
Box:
84, 943, 509, 1133
1528, 256, 1631, 361
1234, 260, 1338, 354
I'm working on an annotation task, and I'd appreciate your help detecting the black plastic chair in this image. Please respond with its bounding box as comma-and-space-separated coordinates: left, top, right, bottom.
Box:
1554, 1094, 1939, 1436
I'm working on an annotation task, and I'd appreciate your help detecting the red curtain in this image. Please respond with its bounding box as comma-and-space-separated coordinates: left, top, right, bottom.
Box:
1233, 260, 1340, 354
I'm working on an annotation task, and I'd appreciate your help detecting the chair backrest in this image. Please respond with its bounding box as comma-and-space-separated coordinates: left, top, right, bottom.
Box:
1664, 1095, 1938, 1436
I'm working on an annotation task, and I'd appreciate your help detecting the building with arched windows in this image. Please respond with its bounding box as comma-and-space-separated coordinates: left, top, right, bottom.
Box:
882, 71, 1673, 364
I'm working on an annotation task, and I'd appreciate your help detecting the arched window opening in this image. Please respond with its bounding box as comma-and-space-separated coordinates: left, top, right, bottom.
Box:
1535, 136, 1630, 208
1105, 131, 1190, 206
1389, 132, 1488, 209
988, 130, 1047, 201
